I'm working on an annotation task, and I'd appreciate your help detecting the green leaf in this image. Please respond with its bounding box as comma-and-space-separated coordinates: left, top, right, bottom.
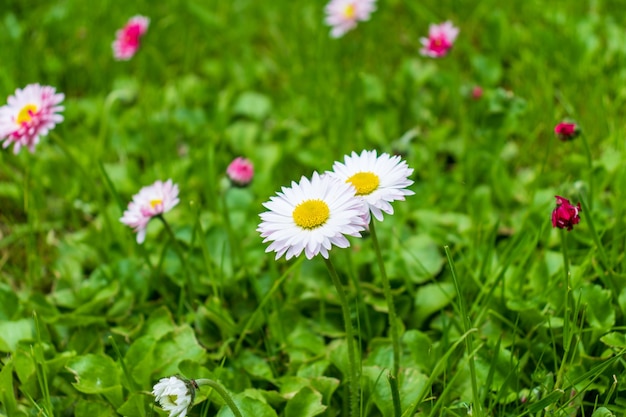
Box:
66, 353, 123, 406
232, 91, 272, 121
600, 332, 626, 348
398, 235, 445, 283
75, 399, 116, 417
363, 366, 428, 417
239, 350, 275, 381
591, 407, 616, 417
413, 282, 456, 327
284, 386, 326, 417
0, 359, 18, 416
217, 392, 278, 417
0, 318, 33, 352
152, 325, 208, 376
116, 393, 149, 417
577, 284, 615, 330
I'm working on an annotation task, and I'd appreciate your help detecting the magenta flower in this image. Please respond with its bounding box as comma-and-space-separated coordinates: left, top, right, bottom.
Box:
551, 196, 581, 231
420, 21, 459, 58
324, 0, 376, 38
554, 122, 579, 141
0, 84, 65, 154
471, 86, 483, 100
226, 157, 254, 187
120, 179, 180, 244
112, 15, 150, 61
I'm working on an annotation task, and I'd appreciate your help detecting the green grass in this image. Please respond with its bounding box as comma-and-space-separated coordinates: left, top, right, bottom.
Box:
2, 0, 626, 416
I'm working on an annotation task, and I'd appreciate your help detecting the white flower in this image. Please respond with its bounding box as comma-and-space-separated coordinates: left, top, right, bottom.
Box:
0, 84, 64, 154
329, 150, 414, 222
152, 376, 194, 417
258, 172, 367, 260
119, 179, 180, 244
324, 0, 377, 38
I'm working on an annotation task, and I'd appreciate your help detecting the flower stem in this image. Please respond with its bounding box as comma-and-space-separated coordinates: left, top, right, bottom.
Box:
555, 229, 571, 390
323, 257, 359, 417
195, 379, 243, 417
157, 215, 195, 306
369, 220, 401, 379
369, 220, 402, 417
579, 132, 594, 210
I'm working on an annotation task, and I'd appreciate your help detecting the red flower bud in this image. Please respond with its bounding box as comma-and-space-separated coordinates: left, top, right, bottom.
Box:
551, 196, 581, 231
554, 122, 579, 141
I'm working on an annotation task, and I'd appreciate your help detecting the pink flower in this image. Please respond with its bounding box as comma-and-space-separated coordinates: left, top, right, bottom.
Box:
120, 179, 180, 244
0, 84, 64, 154
112, 15, 150, 61
471, 86, 483, 100
554, 122, 579, 141
324, 0, 376, 38
551, 196, 581, 231
420, 21, 459, 58
226, 157, 254, 187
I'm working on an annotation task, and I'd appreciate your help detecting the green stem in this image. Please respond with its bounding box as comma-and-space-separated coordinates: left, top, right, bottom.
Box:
555, 230, 571, 390
579, 132, 594, 210
323, 257, 359, 417
444, 246, 482, 417
369, 220, 401, 376
369, 220, 402, 417
195, 379, 243, 417
158, 215, 195, 305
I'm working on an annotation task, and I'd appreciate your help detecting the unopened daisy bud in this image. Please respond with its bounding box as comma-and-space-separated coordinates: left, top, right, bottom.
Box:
551, 195, 581, 231
152, 375, 195, 417
554, 121, 580, 141
226, 157, 254, 187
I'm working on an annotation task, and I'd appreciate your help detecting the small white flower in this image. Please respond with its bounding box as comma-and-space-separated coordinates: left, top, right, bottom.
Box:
152, 376, 194, 417
258, 172, 368, 260
324, 0, 377, 38
119, 179, 180, 244
0, 84, 64, 154
329, 150, 414, 222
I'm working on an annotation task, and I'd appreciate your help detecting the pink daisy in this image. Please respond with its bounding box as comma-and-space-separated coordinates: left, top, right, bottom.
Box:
112, 15, 150, 61
324, 0, 377, 38
120, 179, 180, 244
226, 157, 254, 187
420, 21, 459, 58
0, 84, 65, 154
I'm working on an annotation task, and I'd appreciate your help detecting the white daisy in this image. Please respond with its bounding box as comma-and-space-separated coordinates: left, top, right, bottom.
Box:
258, 172, 367, 260
329, 150, 414, 222
152, 376, 194, 417
120, 179, 180, 244
0, 84, 64, 154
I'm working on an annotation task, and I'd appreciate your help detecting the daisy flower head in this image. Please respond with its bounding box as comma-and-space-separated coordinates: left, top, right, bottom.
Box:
420, 21, 459, 58
0, 84, 64, 154
120, 179, 179, 244
324, 0, 377, 38
112, 15, 150, 61
258, 172, 368, 260
152, 376, 195, 417
329, 150, 414, 222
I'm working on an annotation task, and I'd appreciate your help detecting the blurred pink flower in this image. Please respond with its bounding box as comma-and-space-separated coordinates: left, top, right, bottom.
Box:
554, 122, 579, 141
0, 84, 64, 154
420, 21, 459, 58
226, 157, 254, 187
120, 179, 180, 244
324, 0, 376, 38
551, 195, 581, 231
472, 86, 483, 100
112, 15, 150, 61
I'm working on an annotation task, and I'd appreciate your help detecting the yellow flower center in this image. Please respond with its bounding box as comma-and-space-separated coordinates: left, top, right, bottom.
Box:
292, 199, 330, 229
343, 3, 356, 18
150, 199, 163, 208
166, 394, 178, 404
346, 172, 379, 195
17, 104, 38, 124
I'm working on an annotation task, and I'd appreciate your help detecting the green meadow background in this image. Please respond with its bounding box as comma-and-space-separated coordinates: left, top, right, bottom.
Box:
2, 0, 626, 416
